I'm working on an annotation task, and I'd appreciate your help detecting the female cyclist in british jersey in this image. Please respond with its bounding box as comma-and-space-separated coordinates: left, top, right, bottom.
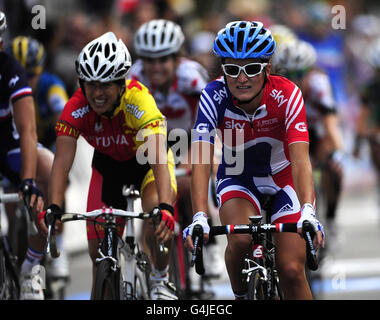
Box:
39, 32, 178, 299
184, 21, 325, 300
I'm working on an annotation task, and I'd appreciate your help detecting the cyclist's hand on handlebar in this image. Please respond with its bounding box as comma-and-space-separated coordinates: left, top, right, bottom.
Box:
297, 203, 325, 250
37, 204, 63, 236
18, 178, 44, 212
183, 211, 210, 251
154, 203, 175, 244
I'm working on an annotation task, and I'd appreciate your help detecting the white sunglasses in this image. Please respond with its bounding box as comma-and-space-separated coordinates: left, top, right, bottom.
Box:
221, 62, 268, 78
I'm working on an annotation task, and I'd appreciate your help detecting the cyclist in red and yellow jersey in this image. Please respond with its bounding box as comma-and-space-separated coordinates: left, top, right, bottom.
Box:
39, 32, 178, 300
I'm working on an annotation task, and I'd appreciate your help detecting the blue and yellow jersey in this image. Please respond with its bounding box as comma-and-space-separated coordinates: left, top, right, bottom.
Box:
35, 71, 68, 147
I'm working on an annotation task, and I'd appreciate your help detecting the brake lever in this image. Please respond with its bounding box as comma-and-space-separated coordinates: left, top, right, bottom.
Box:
191, 224, 205, 275
45, 211, 60, 258
302, 220, 318, 271
151, 207, 168, 255
22, 185, 38, 236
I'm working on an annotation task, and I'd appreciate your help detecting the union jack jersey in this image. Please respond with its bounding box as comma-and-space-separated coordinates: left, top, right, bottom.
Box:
193, 75, 309, 178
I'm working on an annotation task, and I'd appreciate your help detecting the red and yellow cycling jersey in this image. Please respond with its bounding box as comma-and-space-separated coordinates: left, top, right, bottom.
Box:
56, 79, 166, 161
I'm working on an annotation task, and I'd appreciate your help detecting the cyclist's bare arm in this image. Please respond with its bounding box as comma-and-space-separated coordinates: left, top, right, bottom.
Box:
12, 96, 42, 210
38, 135, 76, 235
289, 142, 324, 248
147, 133, 173, 205
323, 113, 343, 152
49, 135, 77, 207
13, 96, 38, 182
185, 141, 214, 249
146, 133, 174, 243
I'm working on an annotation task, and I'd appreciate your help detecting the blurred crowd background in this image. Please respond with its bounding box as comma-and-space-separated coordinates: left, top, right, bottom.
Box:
1, 0, 380, 162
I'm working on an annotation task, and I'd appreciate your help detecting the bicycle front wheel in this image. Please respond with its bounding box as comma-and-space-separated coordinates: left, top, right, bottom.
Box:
247, 270, 267, 300
133, 251, 150, 300
0, 244, 20, 300
94, 260, 120, 300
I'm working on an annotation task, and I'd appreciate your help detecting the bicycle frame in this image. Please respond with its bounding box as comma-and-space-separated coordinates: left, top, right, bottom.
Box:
0, 183, 22, 299
49, 185, 153, 300
117, 185, 149, 300
242, 216, 280, 299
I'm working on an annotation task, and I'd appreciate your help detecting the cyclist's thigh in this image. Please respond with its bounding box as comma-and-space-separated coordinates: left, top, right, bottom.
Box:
217, 176, 260, 225
216, 176, 261, 217
140, 148, 177, 212
219, 197, 259, 225
36, 147, 54, 186
86, 166, 125, 241
269, 166, 303, 224
274, 232, 307, 270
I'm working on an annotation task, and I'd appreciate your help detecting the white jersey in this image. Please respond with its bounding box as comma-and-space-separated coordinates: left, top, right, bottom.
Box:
128, 58, 209, 133
304, 69, 336, 137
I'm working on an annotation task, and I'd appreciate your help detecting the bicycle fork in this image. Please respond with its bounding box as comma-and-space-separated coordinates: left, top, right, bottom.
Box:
120, 218, 137, 300
242, 243, 267, 283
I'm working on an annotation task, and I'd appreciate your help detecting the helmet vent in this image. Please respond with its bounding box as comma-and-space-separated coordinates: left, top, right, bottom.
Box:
94, 55, 99, 70
98, 64, 107, 75
104, 43, 110, 57
108, 54, 116, 62
89, 43, 98, 56
102, 66, 114, 79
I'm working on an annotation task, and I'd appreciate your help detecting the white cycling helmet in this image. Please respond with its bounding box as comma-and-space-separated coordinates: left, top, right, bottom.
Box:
0, 11, 7, 39
272, 39, 317, 71
367, 38, 380, 69
76, 32, 132, 82
270, 24, 297, 47
134, 19, 185, 58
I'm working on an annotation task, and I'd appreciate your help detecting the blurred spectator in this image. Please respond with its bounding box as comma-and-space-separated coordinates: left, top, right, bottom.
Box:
297, 2, 349, 112
353, 37, 380, 189
189, 31, 219, 79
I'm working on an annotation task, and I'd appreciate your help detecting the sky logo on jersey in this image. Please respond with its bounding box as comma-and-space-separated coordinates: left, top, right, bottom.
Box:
270, 89, 288, 108
71, 105, 90, 119
213, 86, 228, 104
225, 119, 245, 129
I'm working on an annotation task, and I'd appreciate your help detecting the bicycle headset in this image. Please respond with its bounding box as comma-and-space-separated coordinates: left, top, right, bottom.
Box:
134, 19, 185, 58
213, 21, 276, 105
75, 32, 132, 117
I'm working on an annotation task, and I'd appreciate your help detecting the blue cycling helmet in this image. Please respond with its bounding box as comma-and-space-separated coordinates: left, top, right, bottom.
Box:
213, 21, 276, 60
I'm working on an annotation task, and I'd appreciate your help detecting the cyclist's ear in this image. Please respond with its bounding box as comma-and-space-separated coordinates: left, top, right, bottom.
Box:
265, 61, 272, 76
